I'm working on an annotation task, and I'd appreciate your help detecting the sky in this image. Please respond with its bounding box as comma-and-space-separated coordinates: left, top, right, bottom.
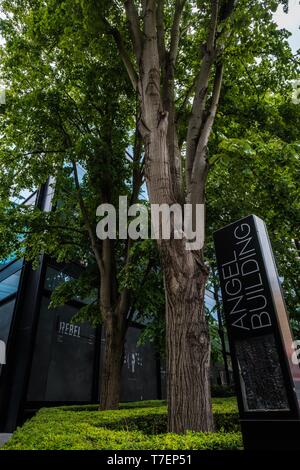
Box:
274, 0, 300, 53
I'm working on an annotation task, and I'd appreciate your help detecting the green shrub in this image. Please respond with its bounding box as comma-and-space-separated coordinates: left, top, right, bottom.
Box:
61, 399, 167, 413
2, 398, 242, 450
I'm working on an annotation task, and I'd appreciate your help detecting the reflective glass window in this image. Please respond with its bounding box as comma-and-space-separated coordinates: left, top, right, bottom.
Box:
0, 270, 21, 301
0, 299, 16, 345
44, 267, 74, 291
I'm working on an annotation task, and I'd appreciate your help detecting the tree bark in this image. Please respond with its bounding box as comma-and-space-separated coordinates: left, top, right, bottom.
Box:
162, 241, 214, 433
99, 313, 125, 410
139, 71, 214, 432
138, 68, 214, 430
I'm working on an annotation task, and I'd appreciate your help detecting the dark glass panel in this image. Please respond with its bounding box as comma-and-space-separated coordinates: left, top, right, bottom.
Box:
27, 297, 96, 402
0, 270, 21, 301
0, 299, 16, 346
44, 267, 74, 291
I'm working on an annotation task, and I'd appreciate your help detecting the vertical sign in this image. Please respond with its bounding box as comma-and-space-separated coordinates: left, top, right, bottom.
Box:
214, 215, 300, 449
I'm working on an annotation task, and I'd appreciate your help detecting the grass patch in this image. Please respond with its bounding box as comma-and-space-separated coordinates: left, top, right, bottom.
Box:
2, 397, 242, 450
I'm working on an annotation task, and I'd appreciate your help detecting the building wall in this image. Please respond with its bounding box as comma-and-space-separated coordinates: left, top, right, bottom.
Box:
0, 255, 162, 431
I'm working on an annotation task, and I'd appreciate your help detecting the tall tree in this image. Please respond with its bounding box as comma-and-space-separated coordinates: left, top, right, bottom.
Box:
0, 3, 160, 410
94, 0, 296, 432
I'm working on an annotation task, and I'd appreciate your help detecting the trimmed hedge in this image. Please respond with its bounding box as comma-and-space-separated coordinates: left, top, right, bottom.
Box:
2, 397, 242, 450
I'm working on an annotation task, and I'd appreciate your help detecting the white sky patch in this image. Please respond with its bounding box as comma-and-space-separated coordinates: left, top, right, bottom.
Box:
273, 0, 300, 53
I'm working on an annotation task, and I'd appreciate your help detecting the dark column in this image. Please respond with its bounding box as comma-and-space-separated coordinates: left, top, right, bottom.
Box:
156, 353, 162, 400
91, 324, 102, 403
213, 282, 231, 386
0, 183, 50, 431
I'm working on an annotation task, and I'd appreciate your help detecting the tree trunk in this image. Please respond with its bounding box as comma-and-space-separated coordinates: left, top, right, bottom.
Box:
137, 18, 214, 429
99, 315, 125, 410
140, 114, 214, 433
162, 241, 214, 433
142, 121, 214, 432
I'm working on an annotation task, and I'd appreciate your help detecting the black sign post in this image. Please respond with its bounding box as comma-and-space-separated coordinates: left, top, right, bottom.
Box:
214, 215, 300, 450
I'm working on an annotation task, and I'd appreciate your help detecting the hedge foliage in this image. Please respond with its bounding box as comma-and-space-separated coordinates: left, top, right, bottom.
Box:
2, 397, 242, 450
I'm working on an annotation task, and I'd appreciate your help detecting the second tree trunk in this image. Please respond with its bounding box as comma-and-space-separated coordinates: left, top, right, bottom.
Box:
99, 315, 125, 410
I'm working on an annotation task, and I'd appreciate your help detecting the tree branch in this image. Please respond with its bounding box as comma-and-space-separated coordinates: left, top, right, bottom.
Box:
143, 0, 158, 54
185, 0, 220, 190
124, 0, 143, 63
207, 0, 219, 53
157, 1, 187, 202
102, 16, 138, 91
169, 0, 187, 72
189, 62, 224, 205
126, 257, 155, 326
156, 0, 166, 69
71, 160, 104, 272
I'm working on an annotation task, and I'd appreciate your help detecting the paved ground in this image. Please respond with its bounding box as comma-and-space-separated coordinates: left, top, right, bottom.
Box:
0, 434, 12, 448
